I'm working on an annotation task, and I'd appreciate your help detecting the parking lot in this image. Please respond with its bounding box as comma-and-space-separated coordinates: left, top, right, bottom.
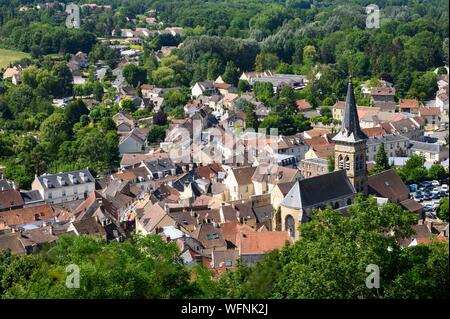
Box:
409, 179, 449, 219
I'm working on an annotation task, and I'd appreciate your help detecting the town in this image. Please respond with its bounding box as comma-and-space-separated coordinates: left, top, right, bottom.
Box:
0, 0, 448, 299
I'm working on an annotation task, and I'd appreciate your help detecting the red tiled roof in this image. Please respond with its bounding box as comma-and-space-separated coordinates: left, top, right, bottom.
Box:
371, 87, 395, 96
399, 99, 420, 109
237, 231, 293, 255
419, 107, 441, 116
0, 189, 24, 210
362, 126, 387, 138
0, 204, 55, 227
296, 99, 312, 110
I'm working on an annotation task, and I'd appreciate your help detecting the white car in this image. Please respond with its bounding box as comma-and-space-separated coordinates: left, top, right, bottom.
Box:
431, 180, 440, 186
431, 187, 440, 195
441, 184, 448, 192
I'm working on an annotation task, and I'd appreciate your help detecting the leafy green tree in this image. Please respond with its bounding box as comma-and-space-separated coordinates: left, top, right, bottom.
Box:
385, 242, 449, 298
237, 80, 250, 93
152, 67, 175, 88
222, 61, 240, 86
64, 99, 89, 126
427, 164, 447, 181
319, 107, 332, 118
373, 143, 391, 174
164, 90, 188, 109
245, 103, 259, 131
398, 155, 427, 184
40, 112, 72, 154
0, 235, 199, 298
168, 106, 187, 119
327, 154, 335, 172
122, 64, 147, 88
147, 125, 167, 144
437, 197, 449, 222
120, 99, 137, 113
52, 63, 73, 97
219, 196, 450, 299
253, 81, 274, 103
255, 53, 280, 72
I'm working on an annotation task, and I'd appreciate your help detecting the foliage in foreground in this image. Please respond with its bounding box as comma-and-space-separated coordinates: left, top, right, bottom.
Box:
0, 197, 448, 299
217, 196, 449, 299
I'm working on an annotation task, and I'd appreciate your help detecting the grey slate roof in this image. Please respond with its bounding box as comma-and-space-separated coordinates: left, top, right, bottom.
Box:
409, 141, 447, 154
333, 78, 368, 143
281, 170, 356, 209
367, 134, 409, 146
143, 158, 176, 174
37, 170, 95, 190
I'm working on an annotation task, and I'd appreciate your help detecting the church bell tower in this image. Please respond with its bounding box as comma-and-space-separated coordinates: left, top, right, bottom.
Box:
332, 77, 368, 194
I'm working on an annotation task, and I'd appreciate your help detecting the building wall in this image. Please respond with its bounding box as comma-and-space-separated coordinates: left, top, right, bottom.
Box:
366, 138, 409, 162
334, 141, 368, 194
253, 181, 267, 196
280, 206, 302, 241
119, 137, 143, 154
32, 178, 95, 204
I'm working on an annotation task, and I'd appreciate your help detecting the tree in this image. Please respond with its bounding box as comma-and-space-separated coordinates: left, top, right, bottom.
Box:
245, 103, 259, 131
219, 196, 448, 299
373, 143, 391, 174
237, 80, 250, 93
319, 107, 332, 118
40, 112, 72, 154
168, 106, 186, 119
152, 67, 175, 88
120, 99, 137, 113
92, 82, 104, 102
153, 111, 168, 126
0, 235, 198, 298
427, 164, 447, 181
164, 90, 188, 109
255, 53, 280, 72
52, 63, 73, 97
147, 125, 167, 144
327, 155, 335, 172
253, 81, 274, 103
122, 64, 147, 88
222, 61, 240, 86
398, 154, 427, 184
437, 197, 449, 222
64, 99, 89, 126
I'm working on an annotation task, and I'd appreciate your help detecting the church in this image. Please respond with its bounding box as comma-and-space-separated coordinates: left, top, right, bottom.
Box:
279, 77, 369, 240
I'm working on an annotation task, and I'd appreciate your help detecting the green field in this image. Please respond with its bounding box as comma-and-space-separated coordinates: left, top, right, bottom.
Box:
0, 48, 30, 69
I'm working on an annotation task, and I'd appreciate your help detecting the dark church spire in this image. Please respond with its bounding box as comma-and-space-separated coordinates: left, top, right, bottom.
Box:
332, 76, 367, 143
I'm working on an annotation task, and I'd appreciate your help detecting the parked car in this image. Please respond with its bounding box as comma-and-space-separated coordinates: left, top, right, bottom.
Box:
423, 190, 431, 200
421, 181, 432, 188
441, 184, 448, 192
414, 192, 423, 202
431, 187, 440, 195
432, 192, 441, 200
431, 180, 440, 186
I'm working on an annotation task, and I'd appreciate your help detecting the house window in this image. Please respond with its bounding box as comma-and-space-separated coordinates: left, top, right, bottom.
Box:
48, 192, 52, 199
347, 198, 352, 206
